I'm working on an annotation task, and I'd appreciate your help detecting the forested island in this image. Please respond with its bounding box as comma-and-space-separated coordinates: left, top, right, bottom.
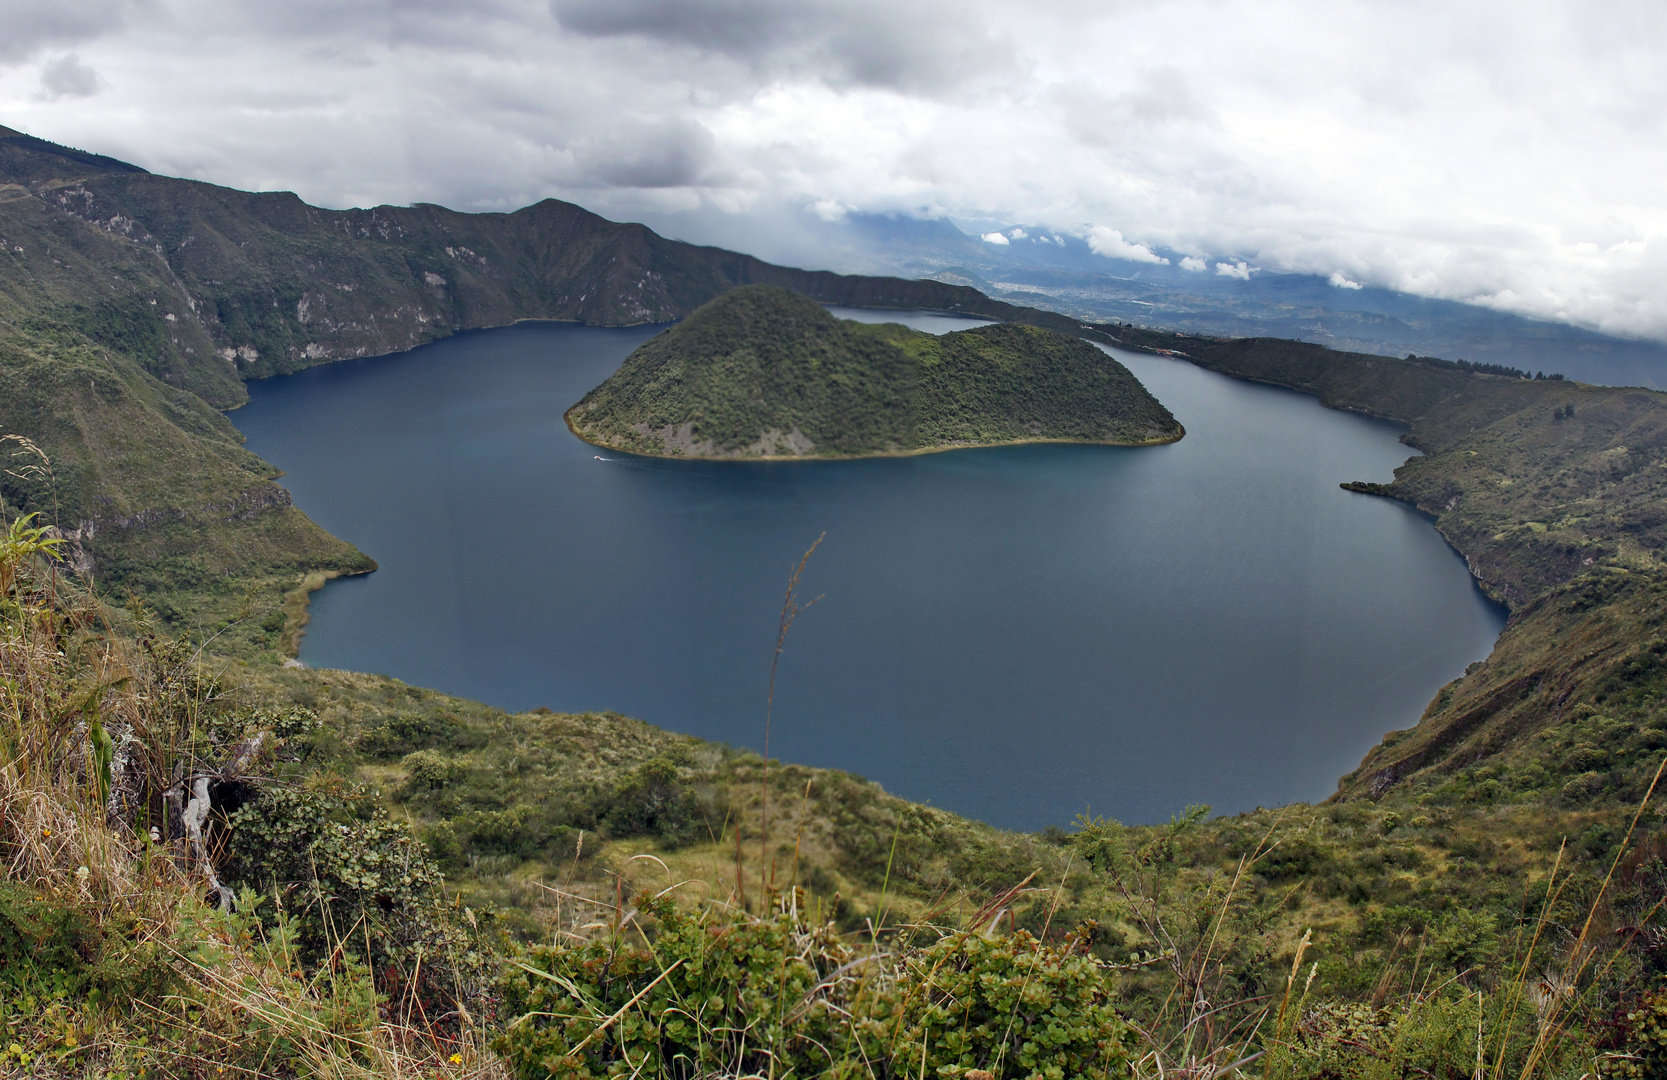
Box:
565, 285, 1182, 458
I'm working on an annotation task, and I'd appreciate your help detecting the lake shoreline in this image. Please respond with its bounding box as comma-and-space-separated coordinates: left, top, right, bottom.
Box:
563, 405, 1186, 461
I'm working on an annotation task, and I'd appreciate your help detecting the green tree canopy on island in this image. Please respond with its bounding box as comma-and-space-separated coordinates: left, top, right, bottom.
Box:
565, 285, 1183, 459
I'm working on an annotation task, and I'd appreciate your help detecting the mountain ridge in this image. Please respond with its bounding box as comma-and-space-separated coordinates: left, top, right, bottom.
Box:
0, 126, 1113, 401
0, 127, 1123, 612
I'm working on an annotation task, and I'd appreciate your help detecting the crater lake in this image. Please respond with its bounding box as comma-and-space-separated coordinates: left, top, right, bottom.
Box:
230, 311, 1505, 830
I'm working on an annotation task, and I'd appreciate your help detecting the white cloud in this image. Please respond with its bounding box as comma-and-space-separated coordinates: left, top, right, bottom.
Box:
980, 231, 1009, 245
1216, 261, 1253, 280
1328, 271, 1364, 289
1086, 226, 1168, 264
809, 198, 849, 221
2, 1, 1667, 338
1007, 226, 1027, 239
1179, 256, 1207, 272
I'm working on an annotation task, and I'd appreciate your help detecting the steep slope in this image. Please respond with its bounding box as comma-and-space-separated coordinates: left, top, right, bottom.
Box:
0, 157, 371, 605
565, 285, 1181, 458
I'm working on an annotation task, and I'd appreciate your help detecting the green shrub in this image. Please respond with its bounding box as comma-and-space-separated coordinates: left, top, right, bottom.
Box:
496, 895, 861, 1079
597, 757, 706, 846
0, 885, 174, 1015
1261, 839, 1328, 882
1564, 771, 1609, 801
1468, 778, 1506, 803
1566, 745, 1612, 773
456, 807, 541, 859
876, 928, 1137, 1079
496, 896, 1135, 1080
1602, 990, 1667, 1079
1428, 908, 1500, 975
1280, 992, 1565, 1080
402, 748, 465, 791
355, 710, 477, 758
0, 887, 98, 991
228, 785, 493, 1014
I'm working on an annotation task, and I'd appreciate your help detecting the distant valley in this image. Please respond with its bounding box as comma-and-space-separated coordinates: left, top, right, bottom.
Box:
700, 209, 1667, 389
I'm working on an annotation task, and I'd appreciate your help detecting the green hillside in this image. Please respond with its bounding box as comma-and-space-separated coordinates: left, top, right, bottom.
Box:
565, 285, 1182, 457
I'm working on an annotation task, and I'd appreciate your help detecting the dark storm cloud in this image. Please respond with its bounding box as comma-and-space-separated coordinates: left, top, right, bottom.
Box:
220, 0, 538, 50
0, 0, 138, 62
36, 55, 103, 99
550, 0, 1015, 92
572, 118, 720, 189
4, 0, 1667, 340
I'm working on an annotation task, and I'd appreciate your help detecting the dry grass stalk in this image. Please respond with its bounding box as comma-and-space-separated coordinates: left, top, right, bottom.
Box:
759, 531, 824, 909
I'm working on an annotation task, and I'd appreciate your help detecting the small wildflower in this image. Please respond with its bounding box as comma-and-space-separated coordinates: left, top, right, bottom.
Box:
449, 1054, 462, 1065
41, 828, 50, 837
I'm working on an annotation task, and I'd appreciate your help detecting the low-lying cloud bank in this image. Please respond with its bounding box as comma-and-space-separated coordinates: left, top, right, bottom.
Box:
2, 0, 1665, 340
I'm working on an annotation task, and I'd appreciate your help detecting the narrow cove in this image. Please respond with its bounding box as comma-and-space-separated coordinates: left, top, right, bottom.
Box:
230, 312, 1506, 830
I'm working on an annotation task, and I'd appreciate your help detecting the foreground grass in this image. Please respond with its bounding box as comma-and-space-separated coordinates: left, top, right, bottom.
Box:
10, 513, 1663, 1077
0, 519, 498, 1079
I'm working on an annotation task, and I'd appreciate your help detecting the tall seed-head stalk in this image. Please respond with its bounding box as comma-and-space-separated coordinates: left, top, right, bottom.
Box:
760, 533, 823, 910
2, 434, 58, 529
1519, 750, 1667, 1080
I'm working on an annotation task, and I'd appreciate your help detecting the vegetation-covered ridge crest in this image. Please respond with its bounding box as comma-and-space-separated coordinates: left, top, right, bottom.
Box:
565, 284, 1183, 459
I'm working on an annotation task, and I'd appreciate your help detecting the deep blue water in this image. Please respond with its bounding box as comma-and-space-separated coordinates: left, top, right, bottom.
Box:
231, 313, 1506, 829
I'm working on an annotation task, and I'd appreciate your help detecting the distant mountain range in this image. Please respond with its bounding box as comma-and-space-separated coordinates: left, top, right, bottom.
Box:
753, 211, 1667, 389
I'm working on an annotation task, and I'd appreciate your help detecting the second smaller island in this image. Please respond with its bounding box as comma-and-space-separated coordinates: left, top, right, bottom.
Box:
565, 284, 1184, 459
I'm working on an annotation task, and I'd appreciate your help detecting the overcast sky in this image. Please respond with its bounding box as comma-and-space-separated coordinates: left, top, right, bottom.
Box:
3, 0, 1665, 340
